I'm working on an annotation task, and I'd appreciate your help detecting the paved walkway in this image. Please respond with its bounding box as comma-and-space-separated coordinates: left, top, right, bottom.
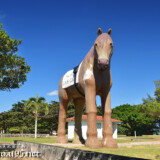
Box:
50, 141, 160, 148
2, 141, 160, 148
47, 143, 85, 147
118, 141, 160, 147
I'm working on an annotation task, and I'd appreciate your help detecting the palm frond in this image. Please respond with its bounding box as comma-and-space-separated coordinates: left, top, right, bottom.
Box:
28, 97, 36, 102
25, 101, 33, 107
44, 103, 49, 115
38, 97, 46, 103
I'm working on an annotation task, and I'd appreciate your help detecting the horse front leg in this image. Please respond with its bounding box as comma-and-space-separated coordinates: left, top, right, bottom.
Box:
56, 98, 69, 143
101, 92, 118, 148
85, 84, 102, 148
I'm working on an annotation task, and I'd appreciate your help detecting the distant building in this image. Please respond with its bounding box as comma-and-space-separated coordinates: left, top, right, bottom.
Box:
66, 115, 122, 139
153, 121, 160, 135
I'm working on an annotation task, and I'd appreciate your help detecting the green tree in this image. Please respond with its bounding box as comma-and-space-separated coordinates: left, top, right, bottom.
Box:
112, 104, 155, 136
141, 80, 160, 118
0, 112, 8, 133
0, 23, 30, 91
154, 81, 160, 103
0, 111, 14, 133
11, 101, 34, 133
143, 80, 160, 104
139, 102, 160, 118
25, 94, 48, 138
38, 101, 59, 134
0, 101, 34, 134
97, 106, 102, 116
67, 100, 75, 118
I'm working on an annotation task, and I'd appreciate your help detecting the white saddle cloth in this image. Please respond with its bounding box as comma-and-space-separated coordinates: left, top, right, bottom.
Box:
62, 62, 82, 89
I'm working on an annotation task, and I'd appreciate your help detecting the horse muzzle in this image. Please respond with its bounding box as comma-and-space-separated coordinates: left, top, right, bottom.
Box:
97, 58, 109, 71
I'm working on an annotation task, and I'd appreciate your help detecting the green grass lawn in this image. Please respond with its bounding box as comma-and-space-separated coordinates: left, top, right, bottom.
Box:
0, 135, 160, 159
0, 135, 159, 144
0, 137, 57, 144
116, 135, 160, 143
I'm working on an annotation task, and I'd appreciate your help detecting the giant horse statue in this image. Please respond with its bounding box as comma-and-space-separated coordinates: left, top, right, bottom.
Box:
56, 27, 118, 148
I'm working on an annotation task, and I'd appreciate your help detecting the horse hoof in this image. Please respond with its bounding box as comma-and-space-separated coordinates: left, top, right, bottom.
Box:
56, 136, 68, 144
85, 138, 102, 148
102, 138, 118, 148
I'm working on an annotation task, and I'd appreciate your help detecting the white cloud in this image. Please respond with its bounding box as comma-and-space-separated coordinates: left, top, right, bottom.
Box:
47, 90, 58, 96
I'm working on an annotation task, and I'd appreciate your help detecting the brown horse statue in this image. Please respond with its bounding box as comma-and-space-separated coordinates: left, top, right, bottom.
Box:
56, 27, 118, 149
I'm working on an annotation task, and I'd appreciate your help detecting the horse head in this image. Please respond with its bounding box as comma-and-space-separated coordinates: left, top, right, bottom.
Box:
94, 27, 113, 71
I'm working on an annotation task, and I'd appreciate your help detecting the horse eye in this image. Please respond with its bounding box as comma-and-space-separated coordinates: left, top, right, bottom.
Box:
110, 43, 113, 47
95, 43, 98, 47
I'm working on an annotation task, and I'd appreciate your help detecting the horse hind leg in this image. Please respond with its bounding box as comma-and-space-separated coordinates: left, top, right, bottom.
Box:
72, 98, 85, 144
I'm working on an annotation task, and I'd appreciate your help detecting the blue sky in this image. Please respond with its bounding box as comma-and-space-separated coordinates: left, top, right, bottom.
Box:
0, 0, 160, 112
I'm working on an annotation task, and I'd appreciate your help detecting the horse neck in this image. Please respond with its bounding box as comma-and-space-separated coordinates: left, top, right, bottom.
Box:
84, 46, 95, 66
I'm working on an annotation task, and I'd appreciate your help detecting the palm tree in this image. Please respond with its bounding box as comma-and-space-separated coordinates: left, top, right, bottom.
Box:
25, 94, 48, 138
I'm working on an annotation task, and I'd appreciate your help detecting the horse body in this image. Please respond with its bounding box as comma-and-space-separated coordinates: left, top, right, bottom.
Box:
56, 27, 118, 148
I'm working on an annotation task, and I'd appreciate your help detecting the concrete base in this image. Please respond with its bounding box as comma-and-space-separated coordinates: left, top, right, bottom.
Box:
14, 141, 148, 160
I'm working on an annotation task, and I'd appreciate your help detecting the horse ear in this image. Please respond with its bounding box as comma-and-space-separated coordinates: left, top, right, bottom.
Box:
97, 27, 102, 36
108, 28, 112, 35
